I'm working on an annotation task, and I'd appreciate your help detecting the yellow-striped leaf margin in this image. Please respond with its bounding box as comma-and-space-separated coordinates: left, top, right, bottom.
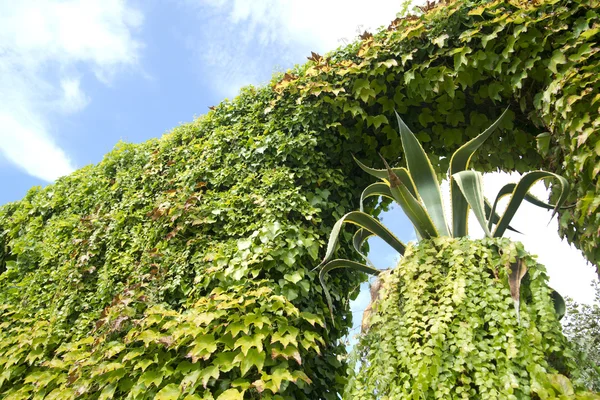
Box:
354, 156, 418, 198
319, 259, 380, 323
360, 182, 394, 212
314, 211, 406, 272
453, 170, 492, 238
396, 111, 450, 236
493, 171, 569, 237
381, 157, 439, 239
449, 108, 509, 237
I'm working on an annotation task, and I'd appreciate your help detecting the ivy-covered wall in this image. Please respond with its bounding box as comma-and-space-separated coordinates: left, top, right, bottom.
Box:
1, 0, 599, 398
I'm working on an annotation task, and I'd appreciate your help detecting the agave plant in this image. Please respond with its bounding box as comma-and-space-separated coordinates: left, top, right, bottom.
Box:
316, 108, 568, 323
315, 110, 593, 398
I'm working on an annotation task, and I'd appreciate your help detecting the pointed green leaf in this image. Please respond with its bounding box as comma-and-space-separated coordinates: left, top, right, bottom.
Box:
234, 348, 265, 376
155, 384, 181, 400
199, 366, 220, 389
234, 334, 265, 356
352, 228, 374, 265
360, 182, 394, 212
449, 107, 509, 237
315, 211, 406, 271
453, 171, 492, 237
396, 111, 450, 236
487, 182, 572, 231
353, 156, 417, 197
216, 388, 245, 400
493, 171, 569, 237
484, 198, 521, 234
319, 259, 380, 322
381, 157, 439, 238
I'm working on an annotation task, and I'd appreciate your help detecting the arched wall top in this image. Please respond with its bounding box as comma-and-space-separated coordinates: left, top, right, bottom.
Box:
0, 0, 599, 397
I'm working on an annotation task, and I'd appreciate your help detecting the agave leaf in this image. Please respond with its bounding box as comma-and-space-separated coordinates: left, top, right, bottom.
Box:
381, 156, 439, 239
493, 171, 569, 237
353, 228, 374, 264
314, 211, 406, 272
396, 112, 450, 236
360, 182, 394, 212
508, 257, 528, 324
484, 198, 522, 234
354, 156, 418, 197
319, 259, 380, 322
488, 183, 572, 231
449, 107, 509, 237
550, 289, 566, 320
452, 170, 492, 237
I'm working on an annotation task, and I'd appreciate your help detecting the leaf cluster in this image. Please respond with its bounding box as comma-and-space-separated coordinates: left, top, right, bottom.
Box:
346, 237, 597, 399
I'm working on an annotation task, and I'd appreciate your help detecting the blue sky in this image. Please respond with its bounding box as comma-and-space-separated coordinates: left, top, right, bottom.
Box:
0, 0, 597, 330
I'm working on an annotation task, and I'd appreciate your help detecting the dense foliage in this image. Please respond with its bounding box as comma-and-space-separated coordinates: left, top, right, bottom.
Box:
346, 238, 593, 399
1, 0, 600, 398
563, 282, 600, 392
315, 101, 585, 397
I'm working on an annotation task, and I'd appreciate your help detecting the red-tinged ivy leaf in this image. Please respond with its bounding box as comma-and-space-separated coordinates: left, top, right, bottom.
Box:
359, 30, 373, 40
271, 344, 302, 365
252, 379, 265, 393
307, 51, 322, 62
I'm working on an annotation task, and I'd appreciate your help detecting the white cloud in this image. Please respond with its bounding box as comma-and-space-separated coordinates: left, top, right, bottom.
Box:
183, 0, 406, 96
58, 77, 90, 114
0, 0, 143, 181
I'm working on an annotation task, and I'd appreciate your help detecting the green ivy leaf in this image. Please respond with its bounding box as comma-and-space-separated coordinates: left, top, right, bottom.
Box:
155, 384, 181, 400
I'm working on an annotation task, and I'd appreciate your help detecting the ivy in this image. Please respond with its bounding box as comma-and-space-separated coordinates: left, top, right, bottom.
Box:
1, 0, 600, 397
346, 238, 596, 399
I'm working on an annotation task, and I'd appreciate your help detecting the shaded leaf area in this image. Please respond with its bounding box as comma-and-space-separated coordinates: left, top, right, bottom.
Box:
270, 0, 600, 275
0, 102, 354, 398
1, 0, 600, 397
346, 237, 595, 399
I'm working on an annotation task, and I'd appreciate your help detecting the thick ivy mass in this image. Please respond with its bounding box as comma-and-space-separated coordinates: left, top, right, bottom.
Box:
345, 238, 590, 399
1, 0, 600, 398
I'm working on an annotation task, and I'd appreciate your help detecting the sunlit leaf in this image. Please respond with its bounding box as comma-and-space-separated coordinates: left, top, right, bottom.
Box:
449, 107, 508, 237
396, 111, 450, 236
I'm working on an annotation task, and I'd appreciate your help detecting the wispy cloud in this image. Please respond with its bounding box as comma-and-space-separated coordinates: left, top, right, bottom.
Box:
181, 0, 403, 96
0, 0, 143, 181
58, 77, 91, 114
